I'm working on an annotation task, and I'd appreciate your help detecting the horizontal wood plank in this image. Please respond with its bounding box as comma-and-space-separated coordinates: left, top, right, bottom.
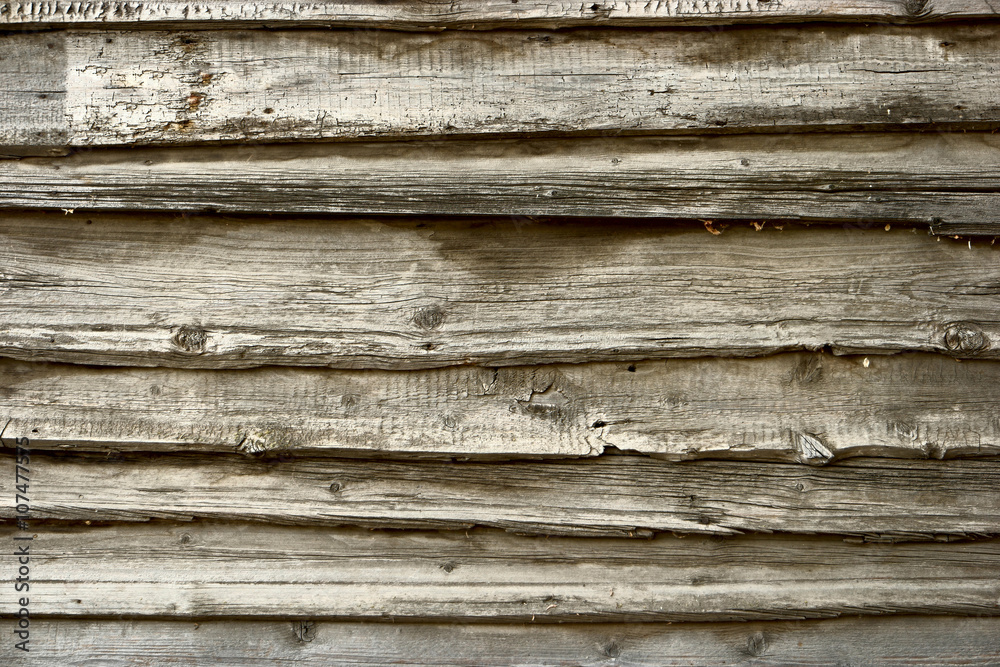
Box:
4, 25, 1000, 150
4, 133, 1000, 232
4, 521, 1000, 620
2, 214, 1000, 369
2, 352, 998, 462
3, 0, 999, 29
5, 452, 1000, 538
6, 616, 1000, 666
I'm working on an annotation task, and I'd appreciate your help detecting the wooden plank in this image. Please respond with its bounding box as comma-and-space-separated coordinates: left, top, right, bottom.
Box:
4, 133, 999, 232
6, 452, 1000, 538
4, 352, 998, 462
7, 616, 1000, 666
4, 25, 1000, 151
3, 0, 999, 30
0, 33, 69, 153
5, 521, 1000, 620
2, 214, 1000, 369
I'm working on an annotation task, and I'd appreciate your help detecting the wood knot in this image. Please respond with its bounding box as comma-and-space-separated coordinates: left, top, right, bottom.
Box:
413, 305, 445, 331
172, 325, 208, 353
900, 0, 932, 19
944, 323, 988, 355
746, 632, 767, 657
792, 355, 823, 384
292, 620, 316, 643
601, 638, 622, 658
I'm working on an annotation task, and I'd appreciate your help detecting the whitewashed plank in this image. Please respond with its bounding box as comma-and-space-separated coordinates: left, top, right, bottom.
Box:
3, 25, 1000, 150
6, 521, 1000, 620
7, 616, 1000, 666
5, 452, 1000, 538
2, 214, 999, 370
4, 133, 998, 232
2, 0, 997, 29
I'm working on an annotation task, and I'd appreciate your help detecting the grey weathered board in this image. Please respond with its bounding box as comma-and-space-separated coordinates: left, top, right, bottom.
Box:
4, 348, 1000, 461
4, 521, 1000, 620
2, 351, 999, 461
4, 133, 999, 233
6, 452, 1000, 538
6, 616, 1000, 666
2, 214, 999, 370
3, 24, 1000, 150
3, 0, 998, 29
2, 5, 997, 657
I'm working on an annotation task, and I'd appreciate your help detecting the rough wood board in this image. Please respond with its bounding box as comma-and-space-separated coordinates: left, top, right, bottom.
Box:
5, 616, 1000, 666
4, 521, 1000, 620
4, 352, 998, 462
6, 452, 1000, 538
4, 25, 1000, 150
5, 133, 1000, 232
0, 34, 68, 151
3, 0, 998, 29
2, 214, 1000, 369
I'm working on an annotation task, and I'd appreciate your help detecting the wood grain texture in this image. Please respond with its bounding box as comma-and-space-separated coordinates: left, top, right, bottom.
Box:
3, 24, 1000, 150
6, 616, 1000, 666
6, 452, 1000, 538
5, 133, 1000, 232
2, 214, 1000, 369
4, 352, 998, 462
2, 0, 998, 29
5, 521, 1000, 620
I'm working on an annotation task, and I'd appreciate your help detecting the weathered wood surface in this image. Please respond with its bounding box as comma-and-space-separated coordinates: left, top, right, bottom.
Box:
5, 134, 1000, 232
5, 522, 1000, 620
7, 616, 1000, 666
3, 215, 1000, 370
7, 453, 1000, 538
3, 0, 999, 29
5, 352, 998, 461
4, 25, 1000, 151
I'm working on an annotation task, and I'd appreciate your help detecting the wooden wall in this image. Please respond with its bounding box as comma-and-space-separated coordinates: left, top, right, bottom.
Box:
2, 1, 1000, 663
